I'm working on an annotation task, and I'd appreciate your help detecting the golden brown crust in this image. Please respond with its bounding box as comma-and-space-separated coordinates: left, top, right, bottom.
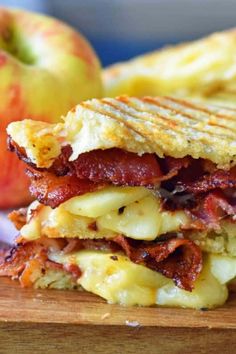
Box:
7, 96, 236, 169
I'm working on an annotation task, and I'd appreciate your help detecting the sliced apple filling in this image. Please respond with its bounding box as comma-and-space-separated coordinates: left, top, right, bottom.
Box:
20, 186, 190, 241
48, 250, 232, 309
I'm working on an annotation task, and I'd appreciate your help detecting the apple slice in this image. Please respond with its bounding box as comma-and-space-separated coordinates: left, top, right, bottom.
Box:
97, 194, 190, 240
97, 195, 160, 240
210, 254, 236, 284
62, 186, 150, 218
156, 257, 228, 309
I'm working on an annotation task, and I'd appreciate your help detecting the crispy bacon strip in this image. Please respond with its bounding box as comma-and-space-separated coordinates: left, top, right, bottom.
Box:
9, 141, 164, 186
24, 147, 190, 206
0, 242, 81, 286
177, 167, 236, 194
0, 242, 48, 281
0, 237, 202, 291
69, 148, 163, 186
191, 191, 236, 231
113, 235, 202, 291
8, 136, 236, 197
158, 156, 190, 181
26, 168, 105, 208
49, 148, 190, 186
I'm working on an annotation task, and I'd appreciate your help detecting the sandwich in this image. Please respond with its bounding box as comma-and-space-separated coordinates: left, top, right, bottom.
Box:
103, 29, 236, 106
1, 95, 236, 309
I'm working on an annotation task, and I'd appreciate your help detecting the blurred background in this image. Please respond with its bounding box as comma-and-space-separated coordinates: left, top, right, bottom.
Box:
1, 0, 236, 66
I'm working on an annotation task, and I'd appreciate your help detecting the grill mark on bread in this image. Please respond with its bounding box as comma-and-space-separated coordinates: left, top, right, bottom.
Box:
106, 97, 188, 141
107, 97, 227, 152
147, 96, 232, 130
104, 97, 180, 130
140, 97, 206, 134
143, 96, 199, 123
116, 96, 182, 129
154, 96, 236, 135
132, 96, 235, 138
101, 98, 179, 142
147, 96, 233, 134
108, 96, 236, 141
81, 100, 148, 143
117, 96, 184, 128
167, 96, 236, 123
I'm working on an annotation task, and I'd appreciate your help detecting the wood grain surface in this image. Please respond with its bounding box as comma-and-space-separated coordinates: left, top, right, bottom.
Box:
0, 278, 236, 354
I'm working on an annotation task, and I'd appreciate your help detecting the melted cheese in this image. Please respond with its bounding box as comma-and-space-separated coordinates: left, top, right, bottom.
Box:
21, 186, 190, 241
49, 250, 229, 308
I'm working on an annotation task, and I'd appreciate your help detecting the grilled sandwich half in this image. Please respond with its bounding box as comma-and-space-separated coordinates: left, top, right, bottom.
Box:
2, 96, 236, 309
103, 29, 236, 106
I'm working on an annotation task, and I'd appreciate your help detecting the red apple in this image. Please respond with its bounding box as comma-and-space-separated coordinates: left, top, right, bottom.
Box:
0, 7, 102, 208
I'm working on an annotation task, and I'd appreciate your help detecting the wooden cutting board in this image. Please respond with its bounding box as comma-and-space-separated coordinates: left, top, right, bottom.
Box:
0, 278, 236, 354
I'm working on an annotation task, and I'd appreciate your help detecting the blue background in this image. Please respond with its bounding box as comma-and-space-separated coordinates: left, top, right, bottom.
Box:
1, 0, 236, 66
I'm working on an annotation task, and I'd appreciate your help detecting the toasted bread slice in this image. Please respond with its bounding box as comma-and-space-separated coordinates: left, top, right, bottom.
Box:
103, 29, 236, 101
7, 96, 236, 169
